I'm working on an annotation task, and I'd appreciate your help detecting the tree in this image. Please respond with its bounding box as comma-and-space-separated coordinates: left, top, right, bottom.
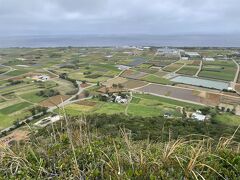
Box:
83, 90, 90, 97
118, 84, 124, 89
13, 119, 21, 127
112, 84, 118, 88
59, 73, 68, 79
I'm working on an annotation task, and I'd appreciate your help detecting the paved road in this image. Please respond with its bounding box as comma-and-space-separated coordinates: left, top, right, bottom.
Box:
0, 81, 95, 136
0, 64, 15, 76
233, 59, 240, 83
195, 60, 203, 77
48, 82, 96, 111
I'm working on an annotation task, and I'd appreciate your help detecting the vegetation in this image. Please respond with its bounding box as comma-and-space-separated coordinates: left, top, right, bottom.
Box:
0, 102, 31, 115
0, 114, 239, 179
141, 74, 173, 85
36, 89, 60, 97
177, 66, 199, 76
199, 61, 237, 81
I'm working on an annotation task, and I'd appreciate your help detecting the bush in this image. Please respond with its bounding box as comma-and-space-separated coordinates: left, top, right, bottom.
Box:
36, 89, 60, 97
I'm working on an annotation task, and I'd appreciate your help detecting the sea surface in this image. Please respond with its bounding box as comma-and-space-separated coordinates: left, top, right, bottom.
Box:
0, 34, 240, 48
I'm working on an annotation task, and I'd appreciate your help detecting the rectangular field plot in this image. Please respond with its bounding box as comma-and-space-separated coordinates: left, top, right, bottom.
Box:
163, 63, 183, 72
121, 70, 147, 79
141, 74, 173, 85
121, 79, 148, 89
135, 84, 216, 107
20, 91, 47, 103
0, 102, 31, 115
199, 61, 237, 81
177, 66, 199, 76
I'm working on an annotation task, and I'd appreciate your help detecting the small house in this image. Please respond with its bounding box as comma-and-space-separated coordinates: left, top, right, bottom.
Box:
192, 111, 206, 121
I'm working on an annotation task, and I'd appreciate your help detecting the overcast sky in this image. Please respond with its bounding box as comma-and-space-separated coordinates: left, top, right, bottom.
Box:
0, 0, 240, 36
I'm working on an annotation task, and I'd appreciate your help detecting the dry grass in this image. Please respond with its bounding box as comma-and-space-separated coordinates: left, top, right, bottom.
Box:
0, 112, 239, 179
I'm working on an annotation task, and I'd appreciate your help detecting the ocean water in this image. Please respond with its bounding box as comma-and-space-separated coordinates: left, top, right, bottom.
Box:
0, 34, 240, 48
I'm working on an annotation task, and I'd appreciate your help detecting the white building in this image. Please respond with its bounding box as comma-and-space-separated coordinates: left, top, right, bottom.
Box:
181, 57, 189, 61
192, 111, 206, 121
203, 57, 215, 61
32, 75, 50, 82
115, 96, 128, 104
116, 65, 131, 71
35, 115, 62, 127
185, 52, 201, 57
157, 47, 179, 56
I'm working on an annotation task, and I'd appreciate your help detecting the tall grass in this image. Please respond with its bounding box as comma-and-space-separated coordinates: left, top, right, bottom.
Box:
0, 113, 239, 179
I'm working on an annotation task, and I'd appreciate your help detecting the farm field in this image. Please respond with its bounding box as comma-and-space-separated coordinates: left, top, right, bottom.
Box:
0, 102, 31, 115
19, 91, 47, 103
135, 83, 222, 106
141, 74, 173, 85
120, 69, 147, 79
163, 62, 183, 72
213, 114, 240, 126
177, 65, 199, 76
199, 61, 237, 81
64, 94, 182, 118
0, 47, 240, 131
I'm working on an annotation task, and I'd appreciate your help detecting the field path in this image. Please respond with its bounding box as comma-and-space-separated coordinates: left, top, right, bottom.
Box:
195, 60, 203, 77
0, 64, 15, 76
233, 59, 240, 83
174, 63, 186, 73
124, 91, 133, 115
16, 95, 36, 105
43, 68, 59, 78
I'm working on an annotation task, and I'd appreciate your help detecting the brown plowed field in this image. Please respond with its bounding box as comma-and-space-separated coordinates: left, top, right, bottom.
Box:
39, 95, 70, 108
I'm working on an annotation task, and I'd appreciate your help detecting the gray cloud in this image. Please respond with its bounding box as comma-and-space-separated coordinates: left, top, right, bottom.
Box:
0, 0, 240, 35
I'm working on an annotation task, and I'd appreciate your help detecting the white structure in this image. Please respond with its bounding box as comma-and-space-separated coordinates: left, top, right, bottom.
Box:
192, 111, 206, 121
181, 57, 189, 61
203, 57, 215, 61
157, 47, 179, 56
116, 65, 131, 71
115, 96, 128, 104
32, 75, 50, 82
143, 47, 151, 49
185, 52, 201, 57
35, 115, 62, 127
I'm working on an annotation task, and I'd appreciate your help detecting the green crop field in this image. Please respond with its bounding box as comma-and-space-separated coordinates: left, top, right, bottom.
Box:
0, 102, 31, 115
141, 74, 173, 85
177, 65, 199, 76
6, 69, 29, 76
0, 47, 239, 133
213, 114, 240, 126
163, 63, 183, 72
199, 60, 237, 81
134, 94, 203, 110
20, 91, 46, 103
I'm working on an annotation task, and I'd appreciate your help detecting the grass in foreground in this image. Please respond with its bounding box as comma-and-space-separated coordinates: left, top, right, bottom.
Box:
0, 114, 239, 179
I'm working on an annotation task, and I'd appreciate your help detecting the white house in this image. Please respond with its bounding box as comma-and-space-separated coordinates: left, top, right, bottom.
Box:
157, 47, 179, 56
192, 111, 206, 121
203, 57, 215, 61
32, 74, 50, 82
115, 96, 128, 104
185, 52, 201, 57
